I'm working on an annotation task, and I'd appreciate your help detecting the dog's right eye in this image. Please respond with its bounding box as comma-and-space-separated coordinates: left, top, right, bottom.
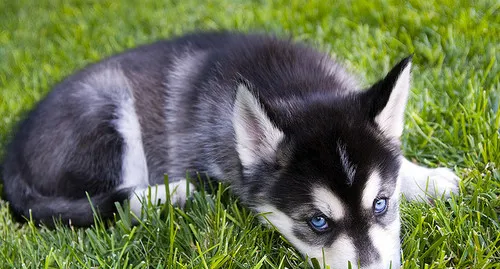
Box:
308, 215, 330, 232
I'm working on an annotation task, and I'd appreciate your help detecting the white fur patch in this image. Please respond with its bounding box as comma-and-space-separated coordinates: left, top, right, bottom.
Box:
322, 234, 358, 269
115, 93, 149, 190
129, 180, 195, 216
399, 157, 460, 201
375, 62, 411, 138
362, 170, 382, 209
256, 204, 294, 231
233, 84, 284, 167
367, 221, 401, 269
312, 186, 345, 221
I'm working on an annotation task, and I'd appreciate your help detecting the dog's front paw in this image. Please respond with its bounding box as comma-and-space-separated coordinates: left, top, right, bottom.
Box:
168, 180, 196, 208
129, 180, 196, 216
422, 167, 460, 199
400, 159, 460, 202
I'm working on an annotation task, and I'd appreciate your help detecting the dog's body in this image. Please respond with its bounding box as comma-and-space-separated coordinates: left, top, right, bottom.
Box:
2, 32, 459, 268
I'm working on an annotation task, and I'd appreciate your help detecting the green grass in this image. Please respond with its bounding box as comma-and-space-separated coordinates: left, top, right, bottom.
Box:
0, 0, 499, 268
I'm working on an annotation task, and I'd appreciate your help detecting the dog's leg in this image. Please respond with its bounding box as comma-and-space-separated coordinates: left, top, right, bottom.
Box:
399, 158, 460, 201
129, 179, 195, 216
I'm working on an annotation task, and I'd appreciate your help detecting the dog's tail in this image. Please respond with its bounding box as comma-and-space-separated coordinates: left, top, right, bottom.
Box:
6, 178, 132, 227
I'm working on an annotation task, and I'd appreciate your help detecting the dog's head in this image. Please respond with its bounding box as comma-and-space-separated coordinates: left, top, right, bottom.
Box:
233, 58, 412, 268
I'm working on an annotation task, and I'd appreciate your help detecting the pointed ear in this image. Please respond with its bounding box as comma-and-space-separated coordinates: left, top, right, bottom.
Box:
233, 84, 284, 168
362, 56, 412, 138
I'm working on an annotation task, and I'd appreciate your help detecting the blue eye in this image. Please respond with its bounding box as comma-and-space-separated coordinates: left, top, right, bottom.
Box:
373, 198, 388, 215
309, 215, 329, 232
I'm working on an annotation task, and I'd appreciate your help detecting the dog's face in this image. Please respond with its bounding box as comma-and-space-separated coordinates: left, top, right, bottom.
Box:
265, 118, 403, 268
233, 58, 412, 268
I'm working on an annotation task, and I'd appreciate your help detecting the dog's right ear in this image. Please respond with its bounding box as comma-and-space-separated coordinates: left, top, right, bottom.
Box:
361, 57, 412, 139
232, 84, 284, 168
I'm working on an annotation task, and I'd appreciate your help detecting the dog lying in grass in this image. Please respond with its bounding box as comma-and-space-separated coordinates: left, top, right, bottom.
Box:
2, 32, 459, 268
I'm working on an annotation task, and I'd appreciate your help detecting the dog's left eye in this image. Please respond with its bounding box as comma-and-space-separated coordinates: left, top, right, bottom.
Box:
308, 215, 329, 232
373, 198, 388, 215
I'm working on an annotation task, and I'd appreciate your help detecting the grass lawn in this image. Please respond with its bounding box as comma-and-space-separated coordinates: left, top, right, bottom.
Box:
0, 0, 499, 268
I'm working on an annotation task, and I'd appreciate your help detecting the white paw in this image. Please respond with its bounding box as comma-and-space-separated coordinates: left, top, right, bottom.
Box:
400, 159, 460, 202
129, 180, 196, 215
168, 180, 196, 207
422, 168, 460, 199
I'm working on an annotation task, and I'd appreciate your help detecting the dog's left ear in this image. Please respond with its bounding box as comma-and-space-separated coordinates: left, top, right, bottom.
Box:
362, 56, 412, 139
232, 83, 285, 168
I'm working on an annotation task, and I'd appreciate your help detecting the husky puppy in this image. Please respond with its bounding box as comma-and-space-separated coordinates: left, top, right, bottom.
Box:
2, 32, 459, 268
